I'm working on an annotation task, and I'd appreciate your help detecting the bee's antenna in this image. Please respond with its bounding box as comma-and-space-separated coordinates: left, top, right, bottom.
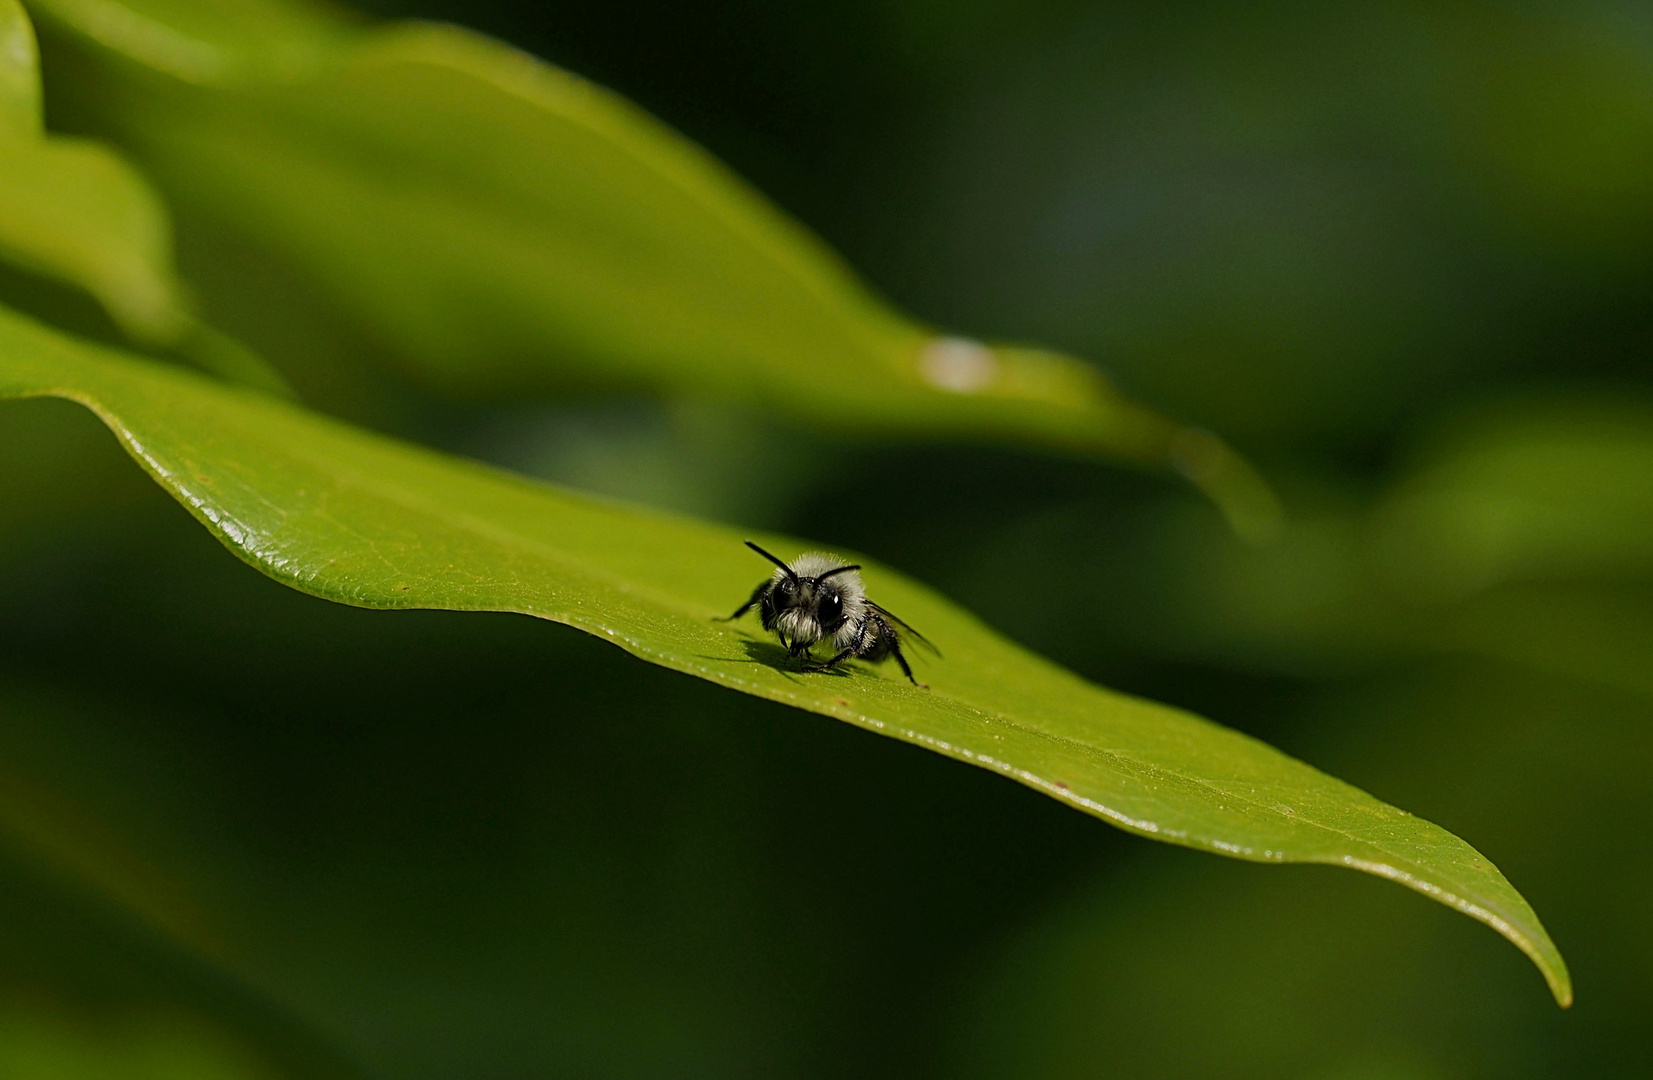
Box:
744, 540, 800, 582
815, 564, 862, 583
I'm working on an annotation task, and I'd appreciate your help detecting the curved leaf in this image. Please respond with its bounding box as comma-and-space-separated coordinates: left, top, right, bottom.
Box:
0, 0, 291, 396
0, 304, 1568, 1005
0, 0, 185, 343
0, 0, 40, 135
27, 0, 1279, 539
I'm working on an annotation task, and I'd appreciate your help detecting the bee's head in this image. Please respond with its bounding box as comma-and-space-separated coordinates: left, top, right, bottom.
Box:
747, 544, 868, 648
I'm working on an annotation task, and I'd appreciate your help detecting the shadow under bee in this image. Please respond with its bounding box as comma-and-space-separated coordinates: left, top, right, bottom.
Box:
740, 638, 851, 677
692, 637, 806, 682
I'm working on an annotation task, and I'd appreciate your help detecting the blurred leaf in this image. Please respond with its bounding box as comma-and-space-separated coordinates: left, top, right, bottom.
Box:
0, 0, 292, 396
1370, 399, 1653, 602
26, 0, 1279, 538
0, 0, 40, 134
0, 0, 185, 343
0, 305, 1567, 1003
1108, 396, 1653, 697
0, 133, 185, 342
1368, 401, 1653, 703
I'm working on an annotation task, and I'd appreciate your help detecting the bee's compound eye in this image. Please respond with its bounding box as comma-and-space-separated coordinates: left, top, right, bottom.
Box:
819, 591, 843, 628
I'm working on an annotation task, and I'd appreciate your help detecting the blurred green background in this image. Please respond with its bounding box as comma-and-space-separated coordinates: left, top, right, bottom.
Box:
4, 0, 1652, 1076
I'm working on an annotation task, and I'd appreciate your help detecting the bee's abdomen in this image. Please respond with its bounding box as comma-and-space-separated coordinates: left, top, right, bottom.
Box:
843, 614, 891, 661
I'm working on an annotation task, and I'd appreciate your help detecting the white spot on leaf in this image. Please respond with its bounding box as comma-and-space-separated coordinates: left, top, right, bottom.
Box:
919, 337, 999, 393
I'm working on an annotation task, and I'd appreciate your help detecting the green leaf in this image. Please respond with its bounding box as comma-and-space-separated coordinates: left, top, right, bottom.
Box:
27, 0, 1279, 539
1371, 398, 1653, 602
0, 304, 1569, 1006
1139, 396, 1653, 703
0, 0, 184, 343
1369, 399, 1653, 703
0, 0, 40, 135
0, 0, 292, 397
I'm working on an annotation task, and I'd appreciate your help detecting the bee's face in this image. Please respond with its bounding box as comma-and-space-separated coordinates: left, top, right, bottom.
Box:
766, 578, 821, 647
750, 551, 869, 653
771, 578, 844, 624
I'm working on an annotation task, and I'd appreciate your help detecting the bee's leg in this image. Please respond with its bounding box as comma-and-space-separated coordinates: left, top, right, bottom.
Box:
804, 647, 855, 673
887, 639, 925, 688
716, 582, 768, 622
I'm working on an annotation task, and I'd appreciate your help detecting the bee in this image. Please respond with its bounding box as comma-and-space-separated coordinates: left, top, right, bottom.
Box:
719, 541, 936, 687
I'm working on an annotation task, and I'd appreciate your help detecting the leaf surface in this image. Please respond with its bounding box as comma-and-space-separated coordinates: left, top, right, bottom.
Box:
0, 0, 185, 343
27, 0, 1278, 537
0, 304, 1569, 1005
0, 0, 292, 395
0, 0, 39, 134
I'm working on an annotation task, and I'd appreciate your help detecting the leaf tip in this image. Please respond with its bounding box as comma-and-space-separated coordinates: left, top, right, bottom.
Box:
1528, 938, 1573, 1009
1490, 907, 1572, 1010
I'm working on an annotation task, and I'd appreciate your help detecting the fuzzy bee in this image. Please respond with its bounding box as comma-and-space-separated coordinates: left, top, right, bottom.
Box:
720, 541, 936, 686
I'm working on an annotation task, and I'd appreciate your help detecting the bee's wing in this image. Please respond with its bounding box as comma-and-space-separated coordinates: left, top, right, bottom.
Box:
868, 601, 941, 657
